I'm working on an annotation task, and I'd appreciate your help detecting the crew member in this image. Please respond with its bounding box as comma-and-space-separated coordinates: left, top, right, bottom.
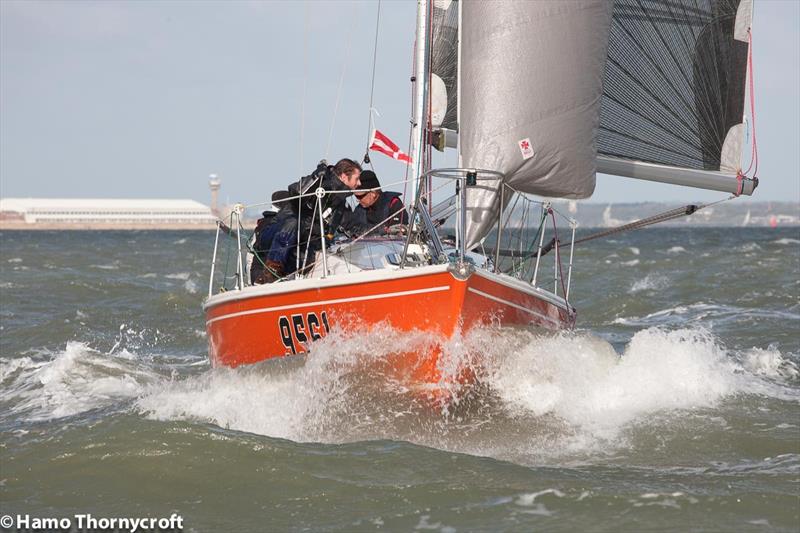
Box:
341, 170, 408, 237
257, 158, 362, 283
250, 190, 291, 284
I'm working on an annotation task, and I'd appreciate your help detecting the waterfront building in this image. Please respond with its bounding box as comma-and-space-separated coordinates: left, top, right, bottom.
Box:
0, 198, 216, 230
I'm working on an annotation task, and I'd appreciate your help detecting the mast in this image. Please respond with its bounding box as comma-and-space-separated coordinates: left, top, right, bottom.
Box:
408, 0, 430, 209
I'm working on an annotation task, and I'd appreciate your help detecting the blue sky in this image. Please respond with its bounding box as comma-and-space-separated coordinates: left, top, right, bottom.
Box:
1, 0, 798, 206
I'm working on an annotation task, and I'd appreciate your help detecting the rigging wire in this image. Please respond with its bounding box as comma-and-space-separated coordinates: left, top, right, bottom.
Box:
363, 0, 382, 165
562, 196, 737, 249
325, 4, 359, 161
489, 195, 737, 264
548, 208, 568, 299
299, 1, 310, 175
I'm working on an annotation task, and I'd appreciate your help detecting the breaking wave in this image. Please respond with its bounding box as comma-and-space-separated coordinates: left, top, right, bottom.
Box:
90, 263, 120, 270
184, 279, 199, 294
613, 303, 800, 327
0, 342, 161, 422
737, 242, 763, 252
4, 326, 796, 463
629, 274, 669, 293
134, 326, 798, 461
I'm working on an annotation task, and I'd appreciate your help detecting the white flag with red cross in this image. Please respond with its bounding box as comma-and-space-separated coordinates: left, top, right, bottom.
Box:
369, 129, 412, 165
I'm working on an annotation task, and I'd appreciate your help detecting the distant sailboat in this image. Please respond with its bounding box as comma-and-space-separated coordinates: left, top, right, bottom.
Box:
602, 205, 626, 228
568, 200, 578, 215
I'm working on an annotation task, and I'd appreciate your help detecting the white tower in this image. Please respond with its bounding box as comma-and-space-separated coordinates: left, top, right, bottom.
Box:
209, 174, 221, 216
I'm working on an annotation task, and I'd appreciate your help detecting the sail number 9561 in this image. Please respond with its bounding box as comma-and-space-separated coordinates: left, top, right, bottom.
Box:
278, 311, 330, 355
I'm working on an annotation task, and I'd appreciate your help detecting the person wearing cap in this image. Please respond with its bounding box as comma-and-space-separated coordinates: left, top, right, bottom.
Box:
341, 170, 409, 237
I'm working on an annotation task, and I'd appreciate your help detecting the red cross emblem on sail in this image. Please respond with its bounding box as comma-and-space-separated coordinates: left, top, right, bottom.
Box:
369, 129, 413, 165
518, 137, 534, 160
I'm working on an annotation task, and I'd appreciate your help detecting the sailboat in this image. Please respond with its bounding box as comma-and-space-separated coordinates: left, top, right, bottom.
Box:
742, 209, 752, 227
204, 0, 758, 386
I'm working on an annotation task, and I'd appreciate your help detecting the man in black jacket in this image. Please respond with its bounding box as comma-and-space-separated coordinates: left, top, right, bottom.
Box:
341, 170, 408, 237
256, 158, 362, 283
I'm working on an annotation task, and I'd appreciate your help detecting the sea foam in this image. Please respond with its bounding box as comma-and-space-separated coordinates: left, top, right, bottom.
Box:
5, 322, 794, 464
136, 325, 799, 451
629, 274, 669, 293
0, 342, 160, 421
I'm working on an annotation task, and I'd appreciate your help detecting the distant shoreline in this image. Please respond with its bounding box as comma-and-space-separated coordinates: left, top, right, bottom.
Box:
0, 222, 217, 231
2, 224, 797, 232
1, 200, 797, 230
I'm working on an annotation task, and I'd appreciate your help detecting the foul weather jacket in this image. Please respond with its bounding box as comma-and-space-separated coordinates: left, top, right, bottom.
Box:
341, 192, 408, 237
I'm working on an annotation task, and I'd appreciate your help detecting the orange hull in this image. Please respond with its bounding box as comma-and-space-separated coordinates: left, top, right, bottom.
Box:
204, 265, 574, 383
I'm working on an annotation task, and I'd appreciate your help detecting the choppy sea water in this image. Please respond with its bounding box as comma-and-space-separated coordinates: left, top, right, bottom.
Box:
1, 228, 798, 532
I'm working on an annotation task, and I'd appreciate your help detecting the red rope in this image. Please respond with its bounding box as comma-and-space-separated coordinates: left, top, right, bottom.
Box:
743, 29, 759, 178
735, 172, 744, 197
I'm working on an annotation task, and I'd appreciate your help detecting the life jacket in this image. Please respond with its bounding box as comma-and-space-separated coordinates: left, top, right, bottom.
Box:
381, 192, 408, 226
342, 192, 408, 236
366, 191, 406, 228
